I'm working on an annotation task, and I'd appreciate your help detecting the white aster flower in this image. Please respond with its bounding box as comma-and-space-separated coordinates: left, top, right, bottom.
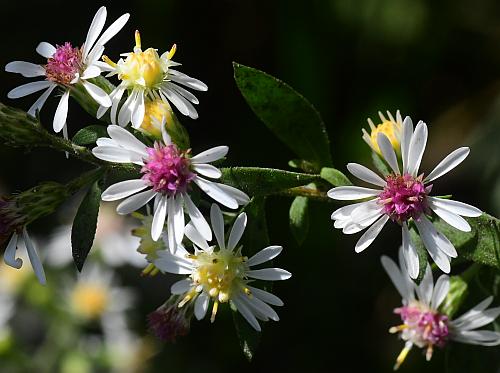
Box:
5, 6, 129, 138
381, 247, 500, 369
328, 117, 482, 278
97, 30, 207, 127
153, 204, 291, 331
65, 264, 133, 322
362, 110, 403, 154
92, 124, 249, 244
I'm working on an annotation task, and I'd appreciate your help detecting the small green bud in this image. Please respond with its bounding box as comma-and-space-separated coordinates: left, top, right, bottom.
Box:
440, 275, 468, 318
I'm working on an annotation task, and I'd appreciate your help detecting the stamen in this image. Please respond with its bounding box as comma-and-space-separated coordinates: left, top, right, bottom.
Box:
389, 324, 407, 334
141, 263, 156, 276
102, 55, 117, 67
425, 345, 434, 361
167, 44, 177, 60
210, 300, 219, 323
394, 344, 412, 370
135, 30, 142, 49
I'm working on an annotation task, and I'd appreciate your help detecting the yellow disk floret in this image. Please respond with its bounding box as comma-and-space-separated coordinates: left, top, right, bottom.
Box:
71, 283, 109, 320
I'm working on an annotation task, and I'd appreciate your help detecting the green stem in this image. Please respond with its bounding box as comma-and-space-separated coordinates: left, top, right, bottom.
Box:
275, 186, 331, 201
66, 168, 105, 194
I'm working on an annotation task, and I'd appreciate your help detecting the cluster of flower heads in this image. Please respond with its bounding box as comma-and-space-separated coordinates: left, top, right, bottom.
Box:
2, 5, 500, 366
4, 6, 291, 334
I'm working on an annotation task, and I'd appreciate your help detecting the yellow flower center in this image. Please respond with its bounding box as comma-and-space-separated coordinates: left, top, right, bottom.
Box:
370, 120, 401, 154
119, 48, 164, 88
140, 99, 173, 138
71, 283, 109, 320
191, 249, 247, 304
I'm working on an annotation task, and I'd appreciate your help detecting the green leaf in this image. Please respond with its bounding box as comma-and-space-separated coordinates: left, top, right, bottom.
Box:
289, 196, 309, 245
72, 125, 108, 146
233, 62, 332, 168
71, 180, 102, 271
233, 197, 269, 361
433, 214, 500, 268
371, 151, 391, 176
320, 167, 352, 186
220, 167, 321, 196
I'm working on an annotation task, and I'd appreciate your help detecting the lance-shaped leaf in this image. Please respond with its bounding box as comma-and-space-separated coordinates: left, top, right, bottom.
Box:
289, 196, 309, 245
72, 180, 102, 271
220, 167, 322, 196
233, 197, 269, 361
72, 125, 108, 146
233, 62, 332, 168
320, 167, 352, 187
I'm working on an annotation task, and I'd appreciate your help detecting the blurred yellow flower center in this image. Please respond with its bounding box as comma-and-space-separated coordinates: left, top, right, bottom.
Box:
71, 283, 109, 319
140, 99, 173, 137
191, 249, 246, 304
0, 263, 30, 294
370, 120, 401, 154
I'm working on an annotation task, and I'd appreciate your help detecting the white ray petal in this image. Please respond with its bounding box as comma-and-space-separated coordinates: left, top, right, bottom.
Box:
247, 286, 284, 306
82, 6, 107, 59
327, 186, 380, 200
82, 81, 111, 107
377, 133, 400, 174
350, 200, 384, 226
331, 201, 366, 220
36, 42, 56, 58
451, 297, 493, 327
402, 223, 419, 279
172, 194, 185, 244
53, 90, 70, 133
407, 121, 428, 176
23, 228, 46, 285
80, 65, 101, 80
228, 213, 247, 250
415, 215, 457, 258
415, 217, 452, 273
232, 295, 261, 331
210, 203, 225, 249
163, 82, 199, 104
154, 250, 192, 274
415, 264, 434, 307
116, 189, 156, 214
354, 215, 389, 253
161, 87, 198, 119
431, 275, 450, 310
425, 147, 469, 182
246, 268, 291, 281
171, 279, 192, 294
27, 84, 56, 117
94, 13, 130, 47
430, 203, 471, 232
8, 80, 52, 99
347, 163, 386, 187
401, 116, 413, 173
194, 177, 238, 209
107, 125, 148, 156
190, 146, 228, 164
184, 194, 212, 241
184, 222, 210, 251
216, 183, 250, 205
168, 70, 208, 91
192, 164, 222, 179
151, 196, 167, 241
194, 292, 209, 320
118, 89, 138, 127
131, 91, 145, 129
92, 146, 144, 164
451, 330, 500, 346
102, 179, 148, 201
245, 296, 279, 321
247, 245, 283, 266
5, 61, 45, 77
4, 233, 22, 269
381, 254, 413, 302
427, 197, 481, 217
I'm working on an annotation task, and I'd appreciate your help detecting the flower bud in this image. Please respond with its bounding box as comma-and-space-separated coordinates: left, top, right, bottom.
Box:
147, 297, 191, 343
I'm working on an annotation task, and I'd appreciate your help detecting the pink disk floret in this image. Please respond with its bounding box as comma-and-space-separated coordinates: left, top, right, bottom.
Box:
45, 42, 82, 85
379, 174, 429, 223
396, 305, 449, 348
141, 143, 195, 196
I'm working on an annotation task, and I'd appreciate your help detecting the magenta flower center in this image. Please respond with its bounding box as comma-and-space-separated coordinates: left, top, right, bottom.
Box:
141, 143, 195, 196
396, 305, 449, 348
378, 174, 428, 223
45, 42, 82, 85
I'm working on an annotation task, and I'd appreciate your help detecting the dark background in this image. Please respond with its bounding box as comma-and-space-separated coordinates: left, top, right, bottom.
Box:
2, 0, 500, 372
